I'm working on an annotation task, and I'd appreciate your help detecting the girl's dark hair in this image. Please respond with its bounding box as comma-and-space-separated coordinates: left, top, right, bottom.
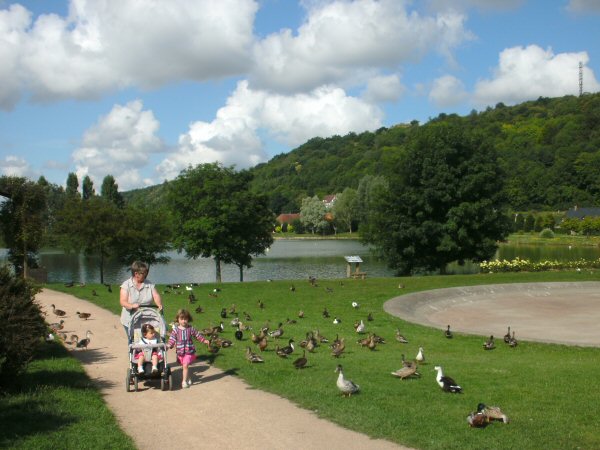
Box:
141, 323, 155, 334
175, 309, 192, 323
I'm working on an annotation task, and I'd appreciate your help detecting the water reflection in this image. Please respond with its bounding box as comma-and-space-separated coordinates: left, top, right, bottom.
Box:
2, 239, 599, 284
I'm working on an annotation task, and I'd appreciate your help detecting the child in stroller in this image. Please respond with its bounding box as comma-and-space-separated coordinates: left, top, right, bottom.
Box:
127, 307, 172, 391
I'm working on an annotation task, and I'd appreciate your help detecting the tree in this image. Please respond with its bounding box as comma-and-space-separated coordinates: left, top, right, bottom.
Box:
0, 176, 47, 278
300, 196, 327, 234
65, 172, 79, 198
101, 175, 124, 208
82, 175, 95, 200
168, 163, 274, 282
356, 174, 388, 230
54, 196, 121, 284
332, 187, 358, 233
362, 121, 509, 275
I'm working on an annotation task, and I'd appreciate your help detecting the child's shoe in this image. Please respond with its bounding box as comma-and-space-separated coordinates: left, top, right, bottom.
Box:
151, 366, 158, 374
181, 381, 189, 389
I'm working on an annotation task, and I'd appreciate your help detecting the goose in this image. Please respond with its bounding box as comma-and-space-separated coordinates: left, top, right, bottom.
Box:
77, 311, 92, 320
335, 365, 360, 396
333, 317, 341, 325
415, 347, 425, 364
331, 338, 346, 358
51, 304, 67, 317
508, 331, 518, 347
49, 320, 65, 332
391, 363, 420, 379
245, 346, 264, 363
445, 325, 453, 339
503, 326, 511, 344
293, 350, 308, 369
434, 366, 462, 393
395, 329, 409, 343
483, 335, 496, 350
477, 403, 509, 423
76, 330, 93, 350
355, 319, 365, 333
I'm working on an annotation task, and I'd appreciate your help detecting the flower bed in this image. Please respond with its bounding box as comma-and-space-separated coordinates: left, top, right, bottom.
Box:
479, 256, 600, 273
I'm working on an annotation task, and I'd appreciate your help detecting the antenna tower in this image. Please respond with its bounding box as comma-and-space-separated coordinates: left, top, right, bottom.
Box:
579, 61, 583, 96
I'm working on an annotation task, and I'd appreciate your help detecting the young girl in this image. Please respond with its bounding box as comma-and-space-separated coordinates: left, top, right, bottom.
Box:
167, 309, 210, 388
135, 323, 161, 374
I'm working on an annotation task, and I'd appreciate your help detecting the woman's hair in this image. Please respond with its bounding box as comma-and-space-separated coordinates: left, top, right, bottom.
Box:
141, 323, 156, 335
175, 309, 192, 323
131, 261, 149, 276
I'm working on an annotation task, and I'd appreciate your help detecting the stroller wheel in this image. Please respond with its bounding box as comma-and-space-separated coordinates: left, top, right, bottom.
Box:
125, 369, 132, 393
134, 375, 139, 392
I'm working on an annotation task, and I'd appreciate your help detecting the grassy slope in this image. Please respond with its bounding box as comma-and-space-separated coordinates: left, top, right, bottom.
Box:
45, 270, 600, 450
0, 342, 135, 450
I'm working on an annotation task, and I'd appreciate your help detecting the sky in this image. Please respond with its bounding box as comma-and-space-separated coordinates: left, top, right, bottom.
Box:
0, 0, 599, 192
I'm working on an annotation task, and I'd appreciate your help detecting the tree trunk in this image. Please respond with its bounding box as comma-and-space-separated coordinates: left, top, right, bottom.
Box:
215, 256, 222, 283
22, 242, 28, 279
100, 252, 105, 284
239, 265, 244, 282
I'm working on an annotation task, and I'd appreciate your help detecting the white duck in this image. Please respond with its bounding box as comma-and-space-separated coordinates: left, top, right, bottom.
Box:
355, 319, 366, 333
415, 346, 425, 364
335, 364, 360, 396
434, 365, 462, 393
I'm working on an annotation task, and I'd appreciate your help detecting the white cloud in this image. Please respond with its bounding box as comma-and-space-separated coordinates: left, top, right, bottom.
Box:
72, 100, 165, 190
567, 0, 600, 13
250, 0, 473, 93
156, 80, 383, 181
0, 0, 258, 108
429, 74, 468, 107
473, 45, 600, 107
0, 155, 33, 178
425, 0, 524, 13
363, 74, 404, 103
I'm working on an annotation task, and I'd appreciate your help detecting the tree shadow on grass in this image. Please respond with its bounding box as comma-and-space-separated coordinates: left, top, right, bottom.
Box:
0, 398, 75, 448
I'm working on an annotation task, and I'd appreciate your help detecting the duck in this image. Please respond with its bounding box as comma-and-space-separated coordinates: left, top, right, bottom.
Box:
51, 304, 66, 317
391, 363, 420, 379
483, 335, 496, 350
401, 353, 416, 369
508, 331, 518, 347
286, 318, 297, 325
188, 293, 196, 304
234, 324, 243, 341
367, 312, 374, 322
228, 304, 237, 314
433, 366, 462, 393
415, 347, 425, 364
49, 320, 65, 332
258, 336, 268, 352
289, 284, 296, 292
333, 317, 342, 325
467, 411, 490, 428
293, 350, 308, 369
335, 365, 360, 396
298, 310, 305, 319
245, 346, 264, 363
445, 325, 453, 339
477, 403, 509, 423
77, 311, 92, 320
314, 329, 329, 344
243, 311, 252, 321
257, 300, 264, 309
355, 319, 365, 333
220, 308, 227, 319
268, 323, 284, 339
395, 329, 409, 343
275, 344, 289, 358
351, 301, 359, 309
195, 305, 204, 314
76, 330, 93, 350
65, 334, 78, 346
230, 316, 241, 327
92, 289, 98, 296
322, 308, 330, 318
503, 326, 511, 344
367, 334, 377, 351
279, 338, 295, 355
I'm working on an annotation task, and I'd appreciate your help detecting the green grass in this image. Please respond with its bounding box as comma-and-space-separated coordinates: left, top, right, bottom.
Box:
47, 271, 600, 450
507, 232, 600, 247
0, 342, 135, 450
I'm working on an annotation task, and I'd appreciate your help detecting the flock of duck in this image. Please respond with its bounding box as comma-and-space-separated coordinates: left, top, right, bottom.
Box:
45, 303, 94, 350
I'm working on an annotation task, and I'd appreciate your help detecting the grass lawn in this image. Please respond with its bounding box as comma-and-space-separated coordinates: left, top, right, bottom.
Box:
46, 270, 600, 450
0, 342, 135, 450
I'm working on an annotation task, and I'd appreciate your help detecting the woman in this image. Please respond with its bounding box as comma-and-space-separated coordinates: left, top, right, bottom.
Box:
120, 261, 163, 341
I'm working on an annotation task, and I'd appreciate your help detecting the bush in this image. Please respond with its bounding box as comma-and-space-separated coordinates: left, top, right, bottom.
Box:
539, 228, 555, 238
0, 266, 46, 389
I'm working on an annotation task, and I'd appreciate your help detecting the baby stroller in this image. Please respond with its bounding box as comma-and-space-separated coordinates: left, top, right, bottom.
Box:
126, 307, 172, 392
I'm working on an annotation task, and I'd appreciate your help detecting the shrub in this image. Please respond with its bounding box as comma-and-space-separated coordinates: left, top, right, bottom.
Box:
539, 228, 555, 238
0, 266, 46, 389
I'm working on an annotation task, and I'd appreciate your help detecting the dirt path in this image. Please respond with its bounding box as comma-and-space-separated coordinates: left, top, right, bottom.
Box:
37, 289, 406, 450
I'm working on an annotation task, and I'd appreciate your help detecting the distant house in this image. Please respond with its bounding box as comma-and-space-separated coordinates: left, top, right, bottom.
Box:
276, 213, 301, 225
322, 194, 337, 209
565, 206, 600, 220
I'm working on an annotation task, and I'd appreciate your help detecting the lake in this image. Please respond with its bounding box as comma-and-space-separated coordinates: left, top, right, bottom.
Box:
1, 239, 599, 284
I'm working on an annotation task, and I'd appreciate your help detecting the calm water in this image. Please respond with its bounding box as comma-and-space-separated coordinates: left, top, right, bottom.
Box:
2, 240, 599, 284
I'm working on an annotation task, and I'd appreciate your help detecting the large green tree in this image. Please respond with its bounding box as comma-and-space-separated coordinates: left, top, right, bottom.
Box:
332, 187, 358, 233
300, 195, 327, 234
101, 175, 124, 208
0, 177, 47, 278
82, 175, 95, 200
65, 172, 79, 198
362, 121, 509, 275
168, 163, 274, 282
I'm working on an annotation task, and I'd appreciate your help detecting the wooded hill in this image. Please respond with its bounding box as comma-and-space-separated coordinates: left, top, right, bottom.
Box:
124, 93, 600, 215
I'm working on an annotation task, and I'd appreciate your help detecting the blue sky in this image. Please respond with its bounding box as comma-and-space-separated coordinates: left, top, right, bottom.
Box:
0, 0, 599, 191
